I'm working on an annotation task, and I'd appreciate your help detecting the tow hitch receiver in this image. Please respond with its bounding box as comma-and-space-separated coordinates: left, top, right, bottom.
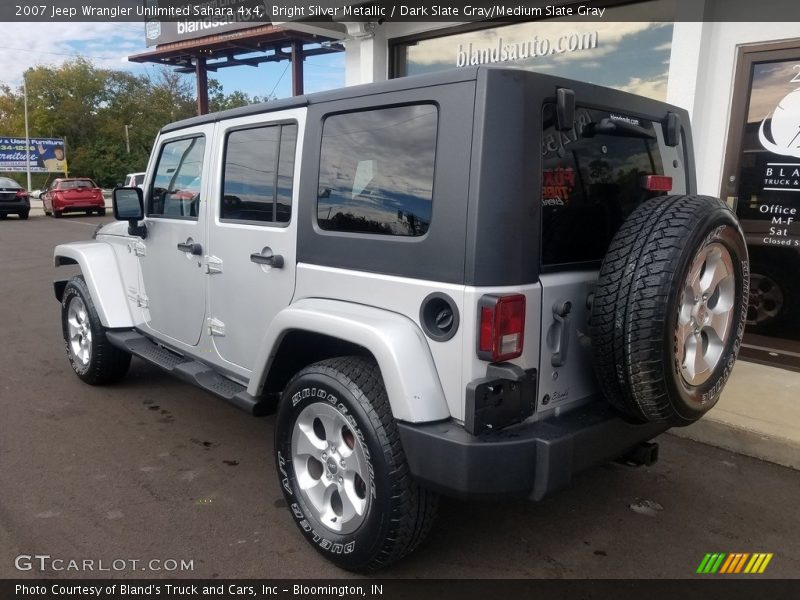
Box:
616, 441, 660, 467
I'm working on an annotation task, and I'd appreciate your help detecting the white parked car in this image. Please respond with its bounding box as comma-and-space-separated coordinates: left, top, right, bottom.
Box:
123, 172, 146, 189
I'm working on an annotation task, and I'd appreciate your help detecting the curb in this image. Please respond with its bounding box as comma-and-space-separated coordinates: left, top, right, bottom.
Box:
669, 419, 800, 471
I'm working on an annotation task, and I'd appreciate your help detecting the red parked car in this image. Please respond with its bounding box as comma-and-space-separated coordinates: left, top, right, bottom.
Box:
43, 178, 106, 217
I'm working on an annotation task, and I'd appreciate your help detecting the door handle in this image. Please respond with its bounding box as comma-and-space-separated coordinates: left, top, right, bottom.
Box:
550, 300, 572, 367
250, 247, 284, 269
177, 241, 203, 255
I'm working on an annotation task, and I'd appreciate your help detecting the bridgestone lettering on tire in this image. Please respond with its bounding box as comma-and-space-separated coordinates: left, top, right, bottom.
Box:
274, 356, 438, 572
61, 276, 131, 385
590, 195, 749, 425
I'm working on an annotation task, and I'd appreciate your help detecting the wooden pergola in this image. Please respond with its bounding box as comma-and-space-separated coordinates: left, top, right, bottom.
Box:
129, 24, 345, 115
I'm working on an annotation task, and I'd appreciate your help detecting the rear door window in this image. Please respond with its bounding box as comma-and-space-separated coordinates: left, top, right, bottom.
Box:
541, 104, 668, 266
221, 123, 297, 225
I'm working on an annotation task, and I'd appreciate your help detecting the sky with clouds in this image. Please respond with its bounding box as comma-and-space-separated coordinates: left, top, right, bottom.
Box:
0, 21, 345, 98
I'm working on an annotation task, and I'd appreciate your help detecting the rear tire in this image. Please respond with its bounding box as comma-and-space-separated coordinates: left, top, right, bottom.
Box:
54, 210, 62, 218
98, 208, 106, 216
275, 356, 438, 572
18, 210, 29, 220
590, 195, 748, 425
61, 276, 131, 385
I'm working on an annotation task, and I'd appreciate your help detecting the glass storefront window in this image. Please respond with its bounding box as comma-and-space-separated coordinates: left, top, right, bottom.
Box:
393, 0, 675, 101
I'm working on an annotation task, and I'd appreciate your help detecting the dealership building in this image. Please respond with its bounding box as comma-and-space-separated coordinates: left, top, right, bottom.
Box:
133, 0, 800, 463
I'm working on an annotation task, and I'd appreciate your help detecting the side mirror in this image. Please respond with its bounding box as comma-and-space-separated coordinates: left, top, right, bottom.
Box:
112, 187, 147, 238
555, 87, 576, 132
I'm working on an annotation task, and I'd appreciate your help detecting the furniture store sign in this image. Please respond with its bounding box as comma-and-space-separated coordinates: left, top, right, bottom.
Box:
0, 137, 67, 173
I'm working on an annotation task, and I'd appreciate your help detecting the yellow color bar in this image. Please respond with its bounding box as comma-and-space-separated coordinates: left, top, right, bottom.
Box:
744, 554, 760, 574
758, 553, 774, 574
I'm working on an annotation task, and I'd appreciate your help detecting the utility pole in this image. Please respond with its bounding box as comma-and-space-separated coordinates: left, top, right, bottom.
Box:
125, 124, 131, 154
23, 75, 31, 192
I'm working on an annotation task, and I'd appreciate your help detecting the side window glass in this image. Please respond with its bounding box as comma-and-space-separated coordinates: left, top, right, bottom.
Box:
149, 136, 205, 219
317, 104, 437, 236
221, 123, 297, 225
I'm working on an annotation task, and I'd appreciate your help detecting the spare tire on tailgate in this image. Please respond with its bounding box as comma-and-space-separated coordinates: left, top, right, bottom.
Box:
590, 195, 749, 425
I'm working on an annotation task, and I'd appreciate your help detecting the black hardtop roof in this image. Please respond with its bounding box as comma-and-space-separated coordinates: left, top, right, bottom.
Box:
161, 66, 484, 133
160, 65, 685, 134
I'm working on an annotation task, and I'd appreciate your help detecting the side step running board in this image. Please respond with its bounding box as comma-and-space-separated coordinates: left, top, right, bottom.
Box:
106, 330, 268, 416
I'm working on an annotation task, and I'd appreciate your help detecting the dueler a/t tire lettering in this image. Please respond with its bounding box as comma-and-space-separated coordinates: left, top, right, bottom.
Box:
590, 195, 749, 425
274, 356, 438, 572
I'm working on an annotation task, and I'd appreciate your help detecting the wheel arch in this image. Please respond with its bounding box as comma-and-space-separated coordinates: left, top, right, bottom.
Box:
53, 241, 134, 329
249, 298, 451, 423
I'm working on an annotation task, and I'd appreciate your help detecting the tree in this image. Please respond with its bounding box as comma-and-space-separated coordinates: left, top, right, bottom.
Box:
0, 60, 277, 188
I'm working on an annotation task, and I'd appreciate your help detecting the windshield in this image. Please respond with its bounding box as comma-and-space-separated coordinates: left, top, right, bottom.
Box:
134, 174, 145, 186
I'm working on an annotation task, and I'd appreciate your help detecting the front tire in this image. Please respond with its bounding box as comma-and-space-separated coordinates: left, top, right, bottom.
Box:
61, 276, 131, 385
275, 357, 438, 572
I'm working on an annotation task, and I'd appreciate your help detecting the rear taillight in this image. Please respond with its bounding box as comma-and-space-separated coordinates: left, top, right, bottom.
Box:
477, 294, 526, 362
15, 189, 28, 199
642, 175, 673, 192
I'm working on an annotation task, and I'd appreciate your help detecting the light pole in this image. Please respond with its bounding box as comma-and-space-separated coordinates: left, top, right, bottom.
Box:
124, 124, 131, 154
23, 75, 31, 192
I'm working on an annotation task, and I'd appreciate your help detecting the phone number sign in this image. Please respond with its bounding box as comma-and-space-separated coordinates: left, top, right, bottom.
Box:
0, 137, 67, 173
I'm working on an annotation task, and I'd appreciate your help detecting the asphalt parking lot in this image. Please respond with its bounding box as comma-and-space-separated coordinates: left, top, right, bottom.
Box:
1, 211, 799, 579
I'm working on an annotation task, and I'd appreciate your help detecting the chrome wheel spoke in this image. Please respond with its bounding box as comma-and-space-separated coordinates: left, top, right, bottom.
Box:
700, 252, 730, 296
707, 310, 731, 341
294, 421, 326, 459
341, 471, 368, 519
683, 335, 708, 381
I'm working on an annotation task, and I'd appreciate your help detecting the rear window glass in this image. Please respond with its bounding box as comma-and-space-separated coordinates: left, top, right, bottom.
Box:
317, 104, 437, 237
541, 104, 666, 266
60, 180, 96, 189
0, 178, 20, 188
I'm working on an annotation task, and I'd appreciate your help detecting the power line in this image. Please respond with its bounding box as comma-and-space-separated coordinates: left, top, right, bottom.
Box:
268, 62, 290, 97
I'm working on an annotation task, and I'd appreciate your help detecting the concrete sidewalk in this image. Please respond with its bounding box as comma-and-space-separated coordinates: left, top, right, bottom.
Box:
671, 360, 800, 470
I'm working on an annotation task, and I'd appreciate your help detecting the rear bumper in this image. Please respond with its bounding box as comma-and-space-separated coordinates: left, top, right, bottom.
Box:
54, 200, 105, 212
0, 200, 29, 213
397, 401, 668, 500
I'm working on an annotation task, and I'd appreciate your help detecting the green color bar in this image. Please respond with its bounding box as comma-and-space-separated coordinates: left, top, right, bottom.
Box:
710, 553, 727, 573
697, 554, 713, 574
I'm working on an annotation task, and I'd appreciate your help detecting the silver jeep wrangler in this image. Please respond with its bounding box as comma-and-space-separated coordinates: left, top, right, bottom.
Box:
53, 66, 749, 572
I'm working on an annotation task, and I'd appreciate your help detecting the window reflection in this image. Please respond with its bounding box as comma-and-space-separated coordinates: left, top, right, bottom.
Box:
221, 124, 297, 224
317, 105, 438, 236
